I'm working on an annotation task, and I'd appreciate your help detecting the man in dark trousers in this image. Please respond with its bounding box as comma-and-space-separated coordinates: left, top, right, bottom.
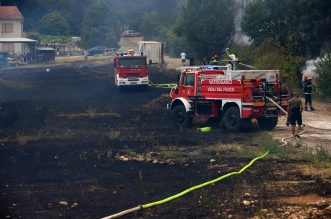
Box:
287, 92, 303, 138
303, 78, 316, 111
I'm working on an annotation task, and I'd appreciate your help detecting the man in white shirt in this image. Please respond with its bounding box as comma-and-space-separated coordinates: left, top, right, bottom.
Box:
180, 52, 186, 66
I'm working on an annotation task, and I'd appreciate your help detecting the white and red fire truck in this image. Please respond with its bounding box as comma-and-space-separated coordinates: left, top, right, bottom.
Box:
168, 64, 289, 131
114, 51, 149, 91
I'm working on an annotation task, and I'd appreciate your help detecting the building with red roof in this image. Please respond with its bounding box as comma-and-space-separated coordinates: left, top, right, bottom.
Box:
0, 6, 30, 55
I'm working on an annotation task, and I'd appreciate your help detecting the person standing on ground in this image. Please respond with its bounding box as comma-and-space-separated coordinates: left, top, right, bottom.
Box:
287, 92, 303, 138
83, 50, 88, 61
180, 52, 186, 66
303, 78, 316, 111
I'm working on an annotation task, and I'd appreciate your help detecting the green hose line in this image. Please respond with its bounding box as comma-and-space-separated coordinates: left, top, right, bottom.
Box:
153, 83, 177, 88
142, 150, 270, 209
149, 80, 177, 88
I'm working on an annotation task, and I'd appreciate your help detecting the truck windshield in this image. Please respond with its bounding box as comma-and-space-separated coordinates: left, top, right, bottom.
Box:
119, 57, 146, 68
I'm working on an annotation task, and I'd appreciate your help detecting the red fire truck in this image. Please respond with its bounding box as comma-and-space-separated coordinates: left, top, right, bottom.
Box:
114, 51, 149, 91
168, 65, 289, 131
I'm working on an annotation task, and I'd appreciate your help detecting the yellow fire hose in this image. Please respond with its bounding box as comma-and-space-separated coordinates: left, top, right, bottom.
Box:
101, 150, 270, 219
101, 96, 329, 219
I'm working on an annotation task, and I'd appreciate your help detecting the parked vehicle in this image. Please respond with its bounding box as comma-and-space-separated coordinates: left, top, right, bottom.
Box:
114, 51, 149, 91
84, 46, 114, 56
167, 59, 289, 131
122, 30, 142, 37
138, 41, 163, 64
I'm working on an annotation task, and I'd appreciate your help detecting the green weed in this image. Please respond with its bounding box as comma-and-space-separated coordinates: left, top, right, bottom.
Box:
302, 145, 331, 167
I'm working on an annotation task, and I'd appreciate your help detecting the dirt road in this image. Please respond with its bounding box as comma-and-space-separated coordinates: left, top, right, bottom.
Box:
0, 62, 330, 218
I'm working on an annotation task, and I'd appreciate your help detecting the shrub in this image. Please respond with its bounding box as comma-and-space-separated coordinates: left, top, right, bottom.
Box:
315, 52, 331, 98
231, 40, 305, 89
39, 11, 69, 35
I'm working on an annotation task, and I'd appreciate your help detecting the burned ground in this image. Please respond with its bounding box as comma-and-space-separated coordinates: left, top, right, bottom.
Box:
0, 62, 330, 219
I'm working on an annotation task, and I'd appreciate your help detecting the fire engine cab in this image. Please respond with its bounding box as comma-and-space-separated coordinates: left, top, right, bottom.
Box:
168, 65, 289, 131
114, 50, 149, 91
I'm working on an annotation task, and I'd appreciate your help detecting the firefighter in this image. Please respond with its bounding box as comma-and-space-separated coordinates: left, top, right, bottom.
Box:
287, 92, 303, 138
303, 78, 315, 111
301, 75, 308, 92
83, 50, 88, 61
226, 61, 233, 70
210, 54, 219, 65
180, 52, 186, 66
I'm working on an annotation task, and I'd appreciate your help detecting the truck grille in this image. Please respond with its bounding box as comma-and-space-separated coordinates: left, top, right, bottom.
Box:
128, 77, 139, 81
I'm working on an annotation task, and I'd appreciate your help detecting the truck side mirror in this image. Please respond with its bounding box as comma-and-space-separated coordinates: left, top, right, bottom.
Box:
113, 59, 116, 67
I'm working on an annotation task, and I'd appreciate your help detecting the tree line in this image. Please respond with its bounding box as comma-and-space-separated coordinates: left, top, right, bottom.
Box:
2, 0, 330, 96
1, 0, 186, 49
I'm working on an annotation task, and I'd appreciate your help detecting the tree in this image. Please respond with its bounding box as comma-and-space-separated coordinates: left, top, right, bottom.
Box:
242, 0, 331, 57
38, 11, 69, 35
26, 32, 41, 42
231, 39, 305, 88
315, 52, 331, 98
174, 0, 234, 59
81, 0, 120, 49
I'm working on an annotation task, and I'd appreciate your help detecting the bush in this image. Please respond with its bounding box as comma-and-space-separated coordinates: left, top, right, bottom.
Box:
315, 52, 331, 98
81, 0, 120, 49
26, 32, 41, 42
39, 35, 72, 44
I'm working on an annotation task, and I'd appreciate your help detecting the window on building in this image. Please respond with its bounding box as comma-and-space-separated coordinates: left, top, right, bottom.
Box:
2, 43, 14, 53
2, 23, 13, 33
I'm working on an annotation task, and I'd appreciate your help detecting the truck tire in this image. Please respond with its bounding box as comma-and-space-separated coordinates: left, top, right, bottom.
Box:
172, 105, 192, 128
223, 106, 241, 131
257, 117, 278, 130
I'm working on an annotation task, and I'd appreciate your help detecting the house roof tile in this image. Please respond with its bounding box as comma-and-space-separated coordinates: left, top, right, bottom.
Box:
0, 6, 24, 20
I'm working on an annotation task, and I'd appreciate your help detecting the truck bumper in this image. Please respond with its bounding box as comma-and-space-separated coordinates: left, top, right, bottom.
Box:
116, 76, 149, 86
242, 105, 280, 119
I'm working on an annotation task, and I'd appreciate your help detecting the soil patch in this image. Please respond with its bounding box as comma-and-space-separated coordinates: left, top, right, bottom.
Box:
0, 62, 330, 218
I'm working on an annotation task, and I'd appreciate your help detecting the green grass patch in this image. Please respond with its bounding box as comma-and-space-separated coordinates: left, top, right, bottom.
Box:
40, 35, 73, 44
302, 145, 331, 168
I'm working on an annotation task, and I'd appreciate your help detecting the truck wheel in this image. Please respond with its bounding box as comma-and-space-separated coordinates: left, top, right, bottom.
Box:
172, 105, 192, 128
223, 107, 241, 131
257, 117, 278, 130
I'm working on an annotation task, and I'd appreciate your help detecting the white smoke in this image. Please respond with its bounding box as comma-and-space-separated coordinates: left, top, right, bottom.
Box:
232, 0, 253, 45
301, 57, 322, 80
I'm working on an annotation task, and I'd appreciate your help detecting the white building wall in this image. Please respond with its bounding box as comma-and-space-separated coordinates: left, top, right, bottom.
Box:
0, 19, 24, 53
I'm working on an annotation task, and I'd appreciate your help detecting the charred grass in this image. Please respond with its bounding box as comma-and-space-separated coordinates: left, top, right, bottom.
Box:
0, 64, 330, 218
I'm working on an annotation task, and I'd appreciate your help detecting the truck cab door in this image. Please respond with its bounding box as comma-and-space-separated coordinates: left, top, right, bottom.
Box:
182, 73, 195, 97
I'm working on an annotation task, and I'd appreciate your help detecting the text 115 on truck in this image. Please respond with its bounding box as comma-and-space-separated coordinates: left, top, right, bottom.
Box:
168, 65, 290, 131
114, 51, 149, 91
